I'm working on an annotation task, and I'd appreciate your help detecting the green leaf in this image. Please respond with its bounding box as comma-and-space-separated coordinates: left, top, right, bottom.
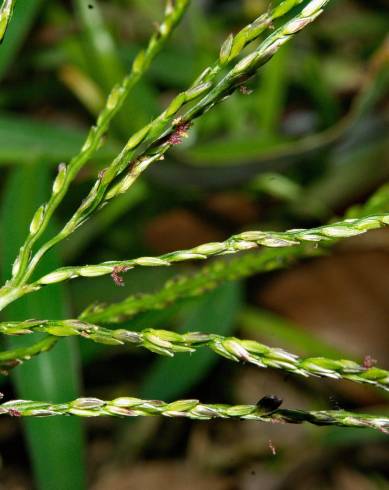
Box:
141, 282, 243, 400
0, 164, 86, 490
0, 113, 117, 165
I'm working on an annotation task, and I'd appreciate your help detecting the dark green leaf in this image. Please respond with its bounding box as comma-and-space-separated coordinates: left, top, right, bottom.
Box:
0, 164, 86, 490
0, 113, 117, 165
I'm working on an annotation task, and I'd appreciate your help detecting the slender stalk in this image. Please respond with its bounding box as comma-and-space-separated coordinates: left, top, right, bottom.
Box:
32, 213, 388, 288
1, 321, 388, 392
17, 0, 331, 287
0, 0, 15, 42
0, 396, 387, 433
8, 0, 191, 288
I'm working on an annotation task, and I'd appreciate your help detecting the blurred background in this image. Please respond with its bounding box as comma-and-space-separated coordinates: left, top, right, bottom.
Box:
0, 0, 388, 488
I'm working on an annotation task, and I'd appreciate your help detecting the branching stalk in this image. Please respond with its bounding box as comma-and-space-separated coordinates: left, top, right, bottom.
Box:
8, 0, 191, 288
14, 0, 331, 288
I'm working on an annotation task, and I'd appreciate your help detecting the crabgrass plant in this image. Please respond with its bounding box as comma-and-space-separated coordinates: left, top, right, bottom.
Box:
0, 0, 388, 483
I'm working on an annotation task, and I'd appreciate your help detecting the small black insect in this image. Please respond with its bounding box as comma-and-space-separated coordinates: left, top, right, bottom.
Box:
256, 395, 283, 414
329, 395, 341, 410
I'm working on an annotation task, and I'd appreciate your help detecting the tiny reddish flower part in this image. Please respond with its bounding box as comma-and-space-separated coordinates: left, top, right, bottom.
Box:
111, 266, 131, 287
8, 408, 21, 417
167, 121, 192, 145
363, 355, 377, 369
239, 85, 253, 95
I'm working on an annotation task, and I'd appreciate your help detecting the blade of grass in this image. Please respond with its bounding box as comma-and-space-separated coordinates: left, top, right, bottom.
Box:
0, 112, 118, 165
0, 164, 86, 490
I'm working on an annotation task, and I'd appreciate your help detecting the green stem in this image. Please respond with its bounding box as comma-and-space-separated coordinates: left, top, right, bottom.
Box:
1, 321, 388, 392
0, 396, 387, 433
